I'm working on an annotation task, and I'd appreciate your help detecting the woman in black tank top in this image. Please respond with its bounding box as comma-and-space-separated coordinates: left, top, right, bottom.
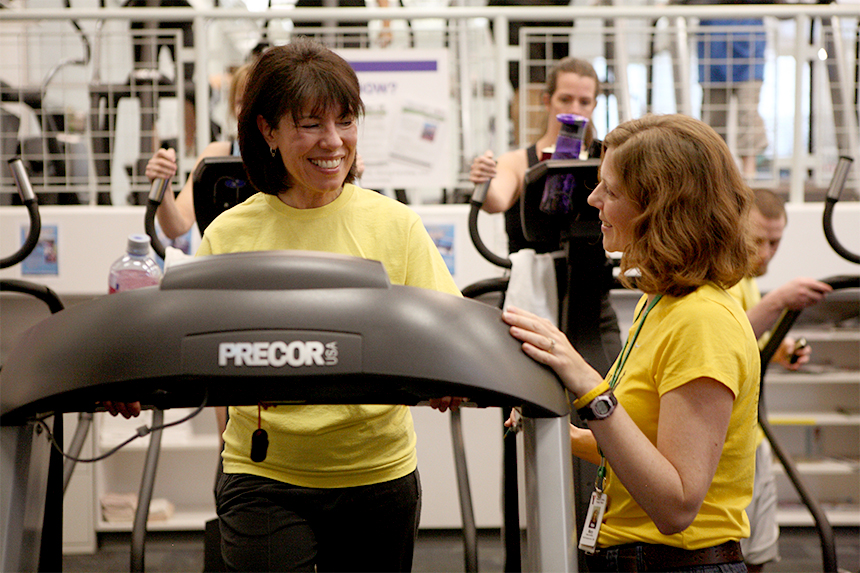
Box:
469, 58, 621, 376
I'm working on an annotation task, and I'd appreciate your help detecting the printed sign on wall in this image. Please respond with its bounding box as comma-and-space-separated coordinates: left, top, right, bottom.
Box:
21, 224, 59, 276
340, 49, 452, 189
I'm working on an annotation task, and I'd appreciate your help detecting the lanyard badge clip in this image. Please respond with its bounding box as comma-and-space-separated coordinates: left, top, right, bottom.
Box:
578, 463, 608, 554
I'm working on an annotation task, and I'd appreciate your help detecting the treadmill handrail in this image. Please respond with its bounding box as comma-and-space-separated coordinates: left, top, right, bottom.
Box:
144, 178, 170, 260
0, 251, 569, 424
822, 156, 858, 264
469, 181, 512, 269
162, 250, 392, 291
1, 159, 41, 270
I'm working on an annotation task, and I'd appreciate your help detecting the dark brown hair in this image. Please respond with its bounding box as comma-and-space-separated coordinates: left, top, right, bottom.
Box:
238, 38, 364, 195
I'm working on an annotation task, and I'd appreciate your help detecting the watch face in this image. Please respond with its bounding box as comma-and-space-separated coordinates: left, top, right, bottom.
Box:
593, 397, 612, 416
578, 392, 617, 421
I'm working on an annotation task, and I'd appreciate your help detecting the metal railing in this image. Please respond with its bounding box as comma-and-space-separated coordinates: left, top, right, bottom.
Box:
1, 3, 857, 205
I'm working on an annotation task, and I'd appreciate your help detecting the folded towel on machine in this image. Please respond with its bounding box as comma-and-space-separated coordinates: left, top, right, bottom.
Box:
101, 493, 176, 523
504, 248, 559, 327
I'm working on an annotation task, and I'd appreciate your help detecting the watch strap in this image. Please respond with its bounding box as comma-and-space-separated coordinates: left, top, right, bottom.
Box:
572, 380, 610, 410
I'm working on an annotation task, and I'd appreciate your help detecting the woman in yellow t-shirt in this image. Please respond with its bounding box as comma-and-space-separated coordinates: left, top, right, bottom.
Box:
503, 114, 761, 572
207, 39, 461, 572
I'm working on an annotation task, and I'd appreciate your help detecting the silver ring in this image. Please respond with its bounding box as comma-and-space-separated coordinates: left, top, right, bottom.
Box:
549, 339, 556, 353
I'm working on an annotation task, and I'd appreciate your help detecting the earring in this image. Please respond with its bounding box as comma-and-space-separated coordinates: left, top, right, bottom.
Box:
270, 147, 277, 158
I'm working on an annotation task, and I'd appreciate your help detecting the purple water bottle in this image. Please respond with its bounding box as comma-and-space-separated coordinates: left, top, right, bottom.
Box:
539, 114, 589, 214
108, 234, 163, 293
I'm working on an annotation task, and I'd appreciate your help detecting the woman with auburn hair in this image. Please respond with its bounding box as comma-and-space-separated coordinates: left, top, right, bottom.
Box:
605, 114, 757, 298
504, 114, 760, 572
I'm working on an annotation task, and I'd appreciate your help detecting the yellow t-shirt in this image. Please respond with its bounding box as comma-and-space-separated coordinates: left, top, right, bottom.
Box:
727, 276, 766, 446
726, 276, 761, 316
197, 184, 462, 488
598, 284, 760, 549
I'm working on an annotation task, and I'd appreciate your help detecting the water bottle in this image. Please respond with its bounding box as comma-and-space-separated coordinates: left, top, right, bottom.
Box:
539, 113, 590, 215
108, 234, 163, 293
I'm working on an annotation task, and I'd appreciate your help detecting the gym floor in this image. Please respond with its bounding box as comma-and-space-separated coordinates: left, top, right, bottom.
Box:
62, 526, 859, 572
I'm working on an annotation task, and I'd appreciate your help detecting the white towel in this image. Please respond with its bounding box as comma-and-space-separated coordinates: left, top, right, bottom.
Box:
100, 493, 175, 523
163, 245, 195, 272
504, 249, 559, 327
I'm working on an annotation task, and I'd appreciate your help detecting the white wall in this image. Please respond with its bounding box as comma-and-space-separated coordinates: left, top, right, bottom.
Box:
756, 202, 860, 293
0, 203, 506, 297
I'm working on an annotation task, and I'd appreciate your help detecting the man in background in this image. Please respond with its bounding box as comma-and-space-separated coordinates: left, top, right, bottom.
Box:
729, 188, 832, 572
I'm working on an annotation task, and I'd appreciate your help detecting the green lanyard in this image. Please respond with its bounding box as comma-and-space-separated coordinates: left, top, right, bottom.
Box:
595, 293, 663, 492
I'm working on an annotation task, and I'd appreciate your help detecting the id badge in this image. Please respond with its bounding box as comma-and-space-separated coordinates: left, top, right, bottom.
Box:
578, 491, 608, 554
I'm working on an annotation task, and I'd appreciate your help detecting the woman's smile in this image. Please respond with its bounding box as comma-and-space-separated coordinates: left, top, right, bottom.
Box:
310, 157, 345, 170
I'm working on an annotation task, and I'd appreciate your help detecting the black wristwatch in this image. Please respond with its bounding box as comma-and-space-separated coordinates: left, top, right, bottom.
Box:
577, 390, 618, 421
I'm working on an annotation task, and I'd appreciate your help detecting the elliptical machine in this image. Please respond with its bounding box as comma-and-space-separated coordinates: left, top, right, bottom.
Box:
759, 156, 858, 573
0, 158, 66, 572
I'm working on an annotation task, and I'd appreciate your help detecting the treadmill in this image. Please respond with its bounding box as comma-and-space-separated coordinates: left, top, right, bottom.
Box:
1, 249, 579, 572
